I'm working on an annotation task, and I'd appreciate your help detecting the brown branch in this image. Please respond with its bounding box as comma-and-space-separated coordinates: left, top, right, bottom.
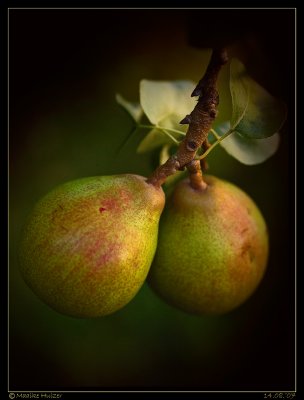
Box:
146, 48, 228, 187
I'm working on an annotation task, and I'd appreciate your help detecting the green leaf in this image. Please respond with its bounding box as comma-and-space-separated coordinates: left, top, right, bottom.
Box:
230, 58, 287, 139
159, 144, 171, 165
140, 80, 196, 126
136, 125, 181, 154
217, 122, 280, 165
217, 121, 231, 136
137, 128, 168, 153
136, 80, 195, 153
221, 132, 280, 165
230, 59, 249, 131
116, 93, 143, 122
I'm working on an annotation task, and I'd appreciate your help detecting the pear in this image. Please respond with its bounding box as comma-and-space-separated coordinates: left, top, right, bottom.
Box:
148, 175, 269, 315
19, 174, 165, 318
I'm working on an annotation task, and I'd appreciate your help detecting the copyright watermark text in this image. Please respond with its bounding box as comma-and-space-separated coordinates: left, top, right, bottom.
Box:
9, 394, 62, 399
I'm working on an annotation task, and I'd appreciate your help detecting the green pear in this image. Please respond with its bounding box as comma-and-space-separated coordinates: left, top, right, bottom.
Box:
19, 174, 165, 318
148, 175, 269, 315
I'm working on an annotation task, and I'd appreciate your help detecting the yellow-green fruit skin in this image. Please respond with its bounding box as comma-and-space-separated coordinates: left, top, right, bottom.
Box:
148, 175, 269, 315
19, 174, 165, 318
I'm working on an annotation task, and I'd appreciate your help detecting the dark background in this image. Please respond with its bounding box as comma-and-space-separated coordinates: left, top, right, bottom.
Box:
9, 8, 295, 391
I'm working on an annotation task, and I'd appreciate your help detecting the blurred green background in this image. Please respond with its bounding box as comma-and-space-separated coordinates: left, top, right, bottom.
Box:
9, 9, 295, 390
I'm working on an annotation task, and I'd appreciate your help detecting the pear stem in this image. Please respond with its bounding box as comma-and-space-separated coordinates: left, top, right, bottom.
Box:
146, 47, 228, 187
187, 160, 207, 190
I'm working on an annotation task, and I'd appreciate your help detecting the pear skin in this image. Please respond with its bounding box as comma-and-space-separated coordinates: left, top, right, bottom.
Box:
148, 175, 269, 315
19, 174, 165, 318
